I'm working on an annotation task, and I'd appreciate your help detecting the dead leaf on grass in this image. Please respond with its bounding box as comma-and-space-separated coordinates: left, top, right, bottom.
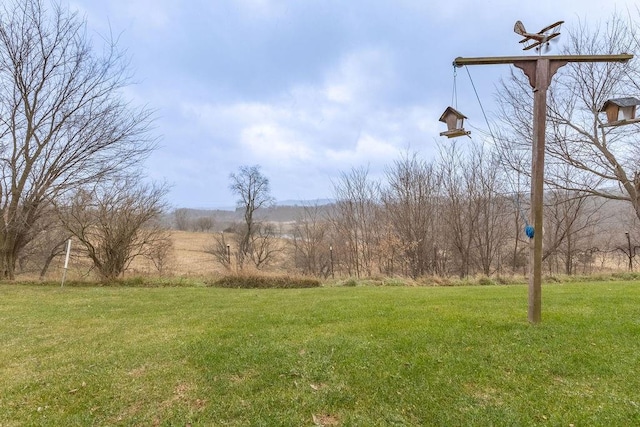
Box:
68, 382, 86, 394
127, 366, 147, 378
310, 383, 327, 391
312, 413, 340, 426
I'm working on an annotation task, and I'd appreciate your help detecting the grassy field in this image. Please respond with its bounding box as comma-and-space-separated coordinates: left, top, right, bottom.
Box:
1, 282, 639, 426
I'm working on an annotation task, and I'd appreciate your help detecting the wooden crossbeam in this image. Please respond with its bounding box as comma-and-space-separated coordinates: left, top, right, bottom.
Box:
453, 54, 632, 67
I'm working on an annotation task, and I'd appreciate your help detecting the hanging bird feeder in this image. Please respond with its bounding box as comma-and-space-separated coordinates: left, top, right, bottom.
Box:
439, 106, 471, 138
599, 97, 640, 127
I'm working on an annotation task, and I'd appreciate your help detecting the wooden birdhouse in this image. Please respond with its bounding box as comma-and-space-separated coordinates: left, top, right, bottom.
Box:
599, 97, 640, 127
439, 106, 471, 138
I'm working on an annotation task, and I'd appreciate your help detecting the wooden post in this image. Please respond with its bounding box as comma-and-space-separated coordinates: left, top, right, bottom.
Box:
512, 58, 565, 323
529, 62, 547, 324
330, 245, 334, 279
61, 239, 71, 287
626, 232, 633, 271
452, 53, 632, 323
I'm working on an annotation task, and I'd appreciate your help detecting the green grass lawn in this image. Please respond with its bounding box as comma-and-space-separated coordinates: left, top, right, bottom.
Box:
1, 282, 639, 426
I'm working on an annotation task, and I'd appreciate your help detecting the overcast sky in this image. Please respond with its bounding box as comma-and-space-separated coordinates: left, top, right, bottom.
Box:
67, 0, 637, 209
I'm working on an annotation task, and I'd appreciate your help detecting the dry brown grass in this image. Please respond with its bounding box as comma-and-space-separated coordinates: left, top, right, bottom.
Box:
121, 230, 292, 279
129, 230, 222, 277
26, 230, 225, 282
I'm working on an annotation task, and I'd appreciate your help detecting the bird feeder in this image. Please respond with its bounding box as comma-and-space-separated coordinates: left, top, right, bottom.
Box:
439, 106, 471, 138
599, 97, 640, 127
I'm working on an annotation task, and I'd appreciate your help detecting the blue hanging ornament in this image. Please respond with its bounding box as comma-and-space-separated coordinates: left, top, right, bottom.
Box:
525, 225, 535, 239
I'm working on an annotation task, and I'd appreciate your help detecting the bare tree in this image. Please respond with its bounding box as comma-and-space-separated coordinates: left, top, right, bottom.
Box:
58, 179, 170, 281
382, 152, 442, 278
330, 167, 380, 278
145, 234, 174, 276
174, 209, 191, 231
250, 223, 281, 269
290, 204, 331, 277
439, 142, 478, 277
543, 185, 603, 275
193, 216, 215, 232
17, 205, 71, 279
471, 156, 512, 276
206, 232, 232, 270
439, 141, 511, 277
228, 165, 276, 269
0, 0, 155, 278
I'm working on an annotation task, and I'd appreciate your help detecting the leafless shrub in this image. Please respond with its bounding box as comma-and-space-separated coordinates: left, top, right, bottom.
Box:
57, 179, 170, 281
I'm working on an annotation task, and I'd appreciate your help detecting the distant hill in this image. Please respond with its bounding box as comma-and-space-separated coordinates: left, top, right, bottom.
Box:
164, 200, 334, 231
275, 199, 334, 207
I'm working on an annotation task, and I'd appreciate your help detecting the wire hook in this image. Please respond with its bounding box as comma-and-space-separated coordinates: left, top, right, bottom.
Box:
451, 65, 458, 109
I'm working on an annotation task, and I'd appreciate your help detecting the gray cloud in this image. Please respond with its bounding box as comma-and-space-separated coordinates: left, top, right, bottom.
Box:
69, 0, 636, 208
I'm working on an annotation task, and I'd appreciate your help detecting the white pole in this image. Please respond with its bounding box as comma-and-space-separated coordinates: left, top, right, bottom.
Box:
61, 239, 71, 287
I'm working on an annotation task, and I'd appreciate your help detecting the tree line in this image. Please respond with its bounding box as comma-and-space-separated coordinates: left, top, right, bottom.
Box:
211, 148, 631, 279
